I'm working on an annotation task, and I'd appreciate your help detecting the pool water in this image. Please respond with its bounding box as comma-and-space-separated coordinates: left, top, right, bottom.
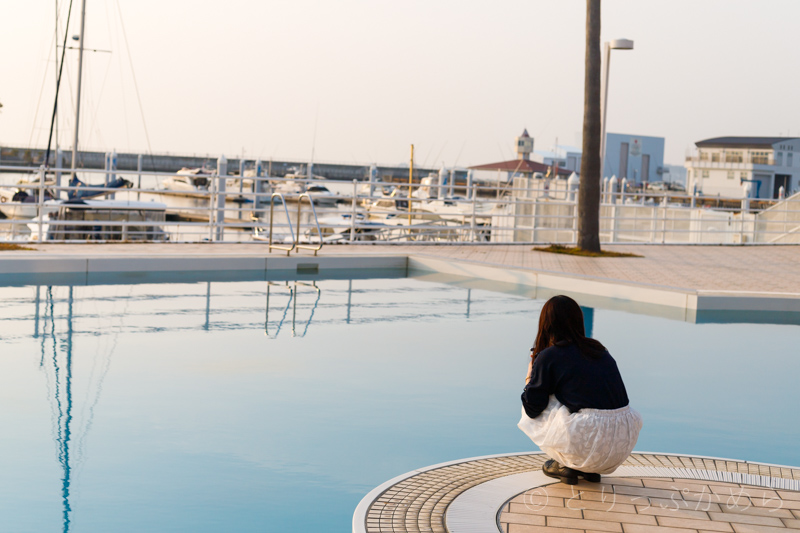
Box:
0, 277, 797, 532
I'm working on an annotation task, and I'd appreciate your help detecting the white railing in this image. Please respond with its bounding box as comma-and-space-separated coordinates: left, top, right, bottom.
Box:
0, 164, 796, 245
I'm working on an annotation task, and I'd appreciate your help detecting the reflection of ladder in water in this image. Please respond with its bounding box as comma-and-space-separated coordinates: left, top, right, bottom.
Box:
264, 281, 321, 338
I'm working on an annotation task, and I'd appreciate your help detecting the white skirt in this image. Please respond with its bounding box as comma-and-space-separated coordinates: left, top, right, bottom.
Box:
518, 395, 643, 475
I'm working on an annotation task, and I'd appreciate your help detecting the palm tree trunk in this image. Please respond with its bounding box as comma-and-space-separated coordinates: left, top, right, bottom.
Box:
577, 0, 602, 252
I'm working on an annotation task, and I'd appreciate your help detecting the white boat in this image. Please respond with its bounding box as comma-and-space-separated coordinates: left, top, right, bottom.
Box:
29, 199, 169, 242
271, 176, 305, 197
410, 176, 495, 221
269, 174, 341, 206
159, 167, 253, 205
160, 167, 212, 196
304, 184, 341, 207
288, 213, 391, 243
0, 179, 59, 220
416, 196, 495, 222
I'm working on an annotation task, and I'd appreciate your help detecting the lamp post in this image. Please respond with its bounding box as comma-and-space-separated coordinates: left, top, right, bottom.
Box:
600, 38, 634, 180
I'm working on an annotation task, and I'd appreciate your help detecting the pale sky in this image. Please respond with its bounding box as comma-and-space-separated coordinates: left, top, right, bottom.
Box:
1, 0, 799, 168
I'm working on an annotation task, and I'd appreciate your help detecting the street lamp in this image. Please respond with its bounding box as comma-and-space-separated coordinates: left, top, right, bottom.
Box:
600, 38, 634, 180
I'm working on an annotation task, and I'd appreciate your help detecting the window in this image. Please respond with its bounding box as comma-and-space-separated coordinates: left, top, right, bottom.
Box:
725, 151, 743, 163
788, 153, 794, 167
711, 152, 720, 162
740, 172, 748, 180
751, 151, 770, 164
699, 151, 709, 161
777, 152, 784, 166
727, 171, 734, 180
702, 170, 709, 179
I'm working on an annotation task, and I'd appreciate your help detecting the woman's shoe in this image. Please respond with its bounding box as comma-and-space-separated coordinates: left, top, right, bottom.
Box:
578, 471, 601, 483
542, 459, 579, 485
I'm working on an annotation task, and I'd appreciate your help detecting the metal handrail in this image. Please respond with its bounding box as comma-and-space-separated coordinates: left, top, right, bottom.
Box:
295, 193, 323, 255
266, 193, 295, 255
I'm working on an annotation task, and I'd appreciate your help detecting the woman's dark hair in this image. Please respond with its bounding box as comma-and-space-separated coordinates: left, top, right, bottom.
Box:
532, 295, 606, 359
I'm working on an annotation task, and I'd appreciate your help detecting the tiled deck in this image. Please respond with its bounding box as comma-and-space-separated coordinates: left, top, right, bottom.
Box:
7, 242, 800, 294
502, 476, 800, 533
354, 452, 800, 533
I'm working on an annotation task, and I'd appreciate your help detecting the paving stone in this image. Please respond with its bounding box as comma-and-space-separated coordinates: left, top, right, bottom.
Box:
499, 511, 547, 526
779, 491, 800, 502
582, 490, 656, 506
509, 525, 582, 533
583, 510, 658, 525
613, 485, 684, 499
708, 511, 785, 527
508, 502, 582, 519
547, 516, 623, 532
718, 504, 793, 518
620, 524, 698, 533
637, 504, 713, 520
730, 524, 796, 533
578, 500, 637, 514
656, 516, 733, 531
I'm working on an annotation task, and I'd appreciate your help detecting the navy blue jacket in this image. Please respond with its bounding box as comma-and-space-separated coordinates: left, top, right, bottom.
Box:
521, 342, 629, 419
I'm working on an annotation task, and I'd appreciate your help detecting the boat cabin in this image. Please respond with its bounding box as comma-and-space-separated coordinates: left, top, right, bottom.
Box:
44, 199, 168, 241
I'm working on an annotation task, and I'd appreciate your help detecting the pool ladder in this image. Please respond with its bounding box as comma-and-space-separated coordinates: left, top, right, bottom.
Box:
253, 193, 324, 256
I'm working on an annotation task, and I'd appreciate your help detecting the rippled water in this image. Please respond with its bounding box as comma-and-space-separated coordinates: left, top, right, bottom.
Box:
0, 275, 797, 532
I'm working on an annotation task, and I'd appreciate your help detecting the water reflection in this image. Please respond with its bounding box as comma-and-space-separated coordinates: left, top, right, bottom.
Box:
40, 286, 75, 532
16, 279, 530, 345
582, 306, 594, 338
15, 279, 537, 530
265, 281, 326, 338
33, 285, 123, 533
3, 278, 796, 532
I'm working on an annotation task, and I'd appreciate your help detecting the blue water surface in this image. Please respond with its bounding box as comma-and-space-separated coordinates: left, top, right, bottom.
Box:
0, 277, 797, 532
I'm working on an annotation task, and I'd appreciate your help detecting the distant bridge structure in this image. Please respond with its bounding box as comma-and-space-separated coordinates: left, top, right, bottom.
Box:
0, 146, 449, 182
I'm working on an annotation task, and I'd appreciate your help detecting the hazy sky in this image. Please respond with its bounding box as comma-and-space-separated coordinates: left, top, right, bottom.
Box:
2, 1, 799, 168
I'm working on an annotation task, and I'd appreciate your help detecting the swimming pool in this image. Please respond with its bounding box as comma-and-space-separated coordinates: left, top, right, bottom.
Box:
0, 276, 797, 532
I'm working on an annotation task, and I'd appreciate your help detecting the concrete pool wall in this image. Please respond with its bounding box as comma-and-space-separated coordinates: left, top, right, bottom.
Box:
1, 246, 800, 322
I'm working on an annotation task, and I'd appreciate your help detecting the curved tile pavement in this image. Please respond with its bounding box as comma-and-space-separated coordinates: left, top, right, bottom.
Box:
354, 453, 800, 533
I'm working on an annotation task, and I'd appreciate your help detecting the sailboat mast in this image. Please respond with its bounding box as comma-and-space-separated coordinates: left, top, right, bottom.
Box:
54, 0, 60, 157
70, 0, 87, 176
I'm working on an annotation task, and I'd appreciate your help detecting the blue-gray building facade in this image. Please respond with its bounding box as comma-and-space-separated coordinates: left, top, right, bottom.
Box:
603, 133, 665, 183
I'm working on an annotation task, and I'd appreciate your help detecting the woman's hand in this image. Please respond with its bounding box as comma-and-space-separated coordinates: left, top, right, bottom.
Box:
525, 357, 534, 385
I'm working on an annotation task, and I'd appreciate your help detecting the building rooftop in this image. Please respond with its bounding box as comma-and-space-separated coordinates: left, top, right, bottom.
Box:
469, 158, 573, 176
696, 136, 798, 148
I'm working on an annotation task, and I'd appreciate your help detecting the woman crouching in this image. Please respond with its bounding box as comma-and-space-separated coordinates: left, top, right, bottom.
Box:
519, 295, 642, 485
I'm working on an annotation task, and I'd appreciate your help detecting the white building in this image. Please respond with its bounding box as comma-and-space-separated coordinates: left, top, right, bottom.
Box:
538, 146, 582, 173
685, 136, 800, 199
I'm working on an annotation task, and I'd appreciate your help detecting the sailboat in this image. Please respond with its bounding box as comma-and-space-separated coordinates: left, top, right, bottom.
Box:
15, 0, 168, 242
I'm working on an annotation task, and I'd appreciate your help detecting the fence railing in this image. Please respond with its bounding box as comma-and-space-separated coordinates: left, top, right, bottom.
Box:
0, 164, 796, 245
